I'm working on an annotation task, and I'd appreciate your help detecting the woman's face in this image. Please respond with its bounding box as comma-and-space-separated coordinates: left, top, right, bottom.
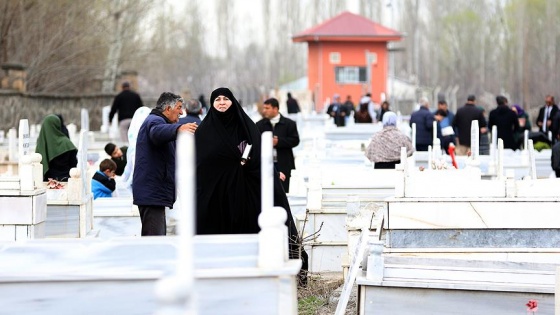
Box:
213, 95, 232, 112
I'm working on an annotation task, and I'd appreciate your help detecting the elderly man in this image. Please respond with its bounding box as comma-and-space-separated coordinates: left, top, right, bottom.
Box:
133, 92, 197, 236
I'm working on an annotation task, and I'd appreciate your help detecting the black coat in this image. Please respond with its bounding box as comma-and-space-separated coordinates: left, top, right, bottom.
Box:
109, 89, 144, 122
255, 115, 299, 175
488, 105, 519, 150
452, 104, 487, 147
409, 106, 434, 146
536, 105, 558, 133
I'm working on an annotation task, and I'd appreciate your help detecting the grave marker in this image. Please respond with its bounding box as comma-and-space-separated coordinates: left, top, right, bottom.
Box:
334, 229, 369, 315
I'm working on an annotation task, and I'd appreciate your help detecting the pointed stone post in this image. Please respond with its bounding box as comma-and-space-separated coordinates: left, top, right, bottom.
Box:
258, 131, 288, 268
411, 123, 417, 150
154, 132, 196, 315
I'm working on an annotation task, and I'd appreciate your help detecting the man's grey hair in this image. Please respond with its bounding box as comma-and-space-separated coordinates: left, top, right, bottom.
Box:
419, 96, 430, 107
155, 92, 183, 111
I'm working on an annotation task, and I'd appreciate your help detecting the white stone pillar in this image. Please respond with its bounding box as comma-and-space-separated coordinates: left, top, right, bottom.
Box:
19, 155, 34, 191
31, 153, 43, 188
66, 168, 82, 201
80, 108, 89, 132
8, 128, 17, 162
18, 119, 30, 164
101, 106, 111, 133
258, 132, 289, 268
365, 241, 384, 281
470, 120, 479, 160
528, 139, 537, 180
155, 132, 196, 315
67, 123, 78, 147
497, 139, 504, 180
411, 123, 416, 150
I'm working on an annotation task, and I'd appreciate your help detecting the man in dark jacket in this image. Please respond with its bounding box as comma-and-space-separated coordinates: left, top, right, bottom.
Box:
452, 95, 488, 155
178, 99, 202, 125
109, 81, 144, 142
286, 92, 301, 114
132, 92, 198, 236
256, 98, 300, 193
409, 96, 434, 151
536, 95, 558, 134
488, 95, 519, 150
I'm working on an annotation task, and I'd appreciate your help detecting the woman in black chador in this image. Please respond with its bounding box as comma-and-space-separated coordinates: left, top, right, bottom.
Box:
195, 87, 308, 285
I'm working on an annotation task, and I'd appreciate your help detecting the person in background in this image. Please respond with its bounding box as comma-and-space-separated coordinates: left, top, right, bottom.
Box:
327, 94, 350, 127
511, 104, 531, 149
198, 94, 208, 115
122, 106, 151, 189
178, 99, 202, 125
104, 142, 127, 176
109, 81, 144, 143
365, 111, 414, 169
434, 100, 455, 153
379, 101, 390, 122
452, 95, 487, 155
488, 96, 519, 150
343, 95, 355, 124
91, 159, 117, 200
286, 92, 301, 114
536, 95, 558, 134
355, 94, 373, 123
478, 106, 490, 155
35, 114, 78, 182
133, 92, 198, 236
409, 96, 434, 151
256, 97, 300, 193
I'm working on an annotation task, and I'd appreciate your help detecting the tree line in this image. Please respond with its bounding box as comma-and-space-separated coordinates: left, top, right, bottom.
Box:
0, 0, 557, 111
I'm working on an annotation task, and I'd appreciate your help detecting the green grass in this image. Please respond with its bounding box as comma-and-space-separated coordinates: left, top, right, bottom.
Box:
298, 296, 327, 315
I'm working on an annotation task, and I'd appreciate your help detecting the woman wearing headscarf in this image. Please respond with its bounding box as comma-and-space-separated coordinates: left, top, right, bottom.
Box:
511, 104, 531, 150
365, 112, 414, 169
195, 87, 308, 285
35, 114, 78, 181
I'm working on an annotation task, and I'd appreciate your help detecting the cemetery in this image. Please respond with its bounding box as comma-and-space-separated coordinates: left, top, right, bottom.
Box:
0, 105, 559, 314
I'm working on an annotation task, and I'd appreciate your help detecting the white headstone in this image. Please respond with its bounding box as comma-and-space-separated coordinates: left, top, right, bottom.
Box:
101, 106, 111, 133
18, 119, 30, 163
0, 130, 5, 144
258, 131, 289, 268
335, 229, 369, 315
497, 139, 504, 179
411, 123, 417, 149
491, 125, 498, 159
432, 120, 437, 143
528, 139, 537, 180
8, 128, 17, 162
80, 108, 89, 131
76, 130, 89, 198
154, 131, 196, 315
470, 120, 479, 160
67, 123, 78, 146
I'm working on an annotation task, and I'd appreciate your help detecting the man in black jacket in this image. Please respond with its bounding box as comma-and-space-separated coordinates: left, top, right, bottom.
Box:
256, 98, 300, 193
452, 95, 488, 155
109, 81, 144, 142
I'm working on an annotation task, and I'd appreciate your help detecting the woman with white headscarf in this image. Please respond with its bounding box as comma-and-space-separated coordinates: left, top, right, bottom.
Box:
365, 111, 414, 169
122, 106, 151, 189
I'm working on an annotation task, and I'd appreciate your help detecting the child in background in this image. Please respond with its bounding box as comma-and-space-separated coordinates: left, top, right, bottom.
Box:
91, 159, 117, 199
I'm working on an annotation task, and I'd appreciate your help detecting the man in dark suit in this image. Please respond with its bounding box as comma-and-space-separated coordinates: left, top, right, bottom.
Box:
536, 95, 558, 134
256, 98, 300, 193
